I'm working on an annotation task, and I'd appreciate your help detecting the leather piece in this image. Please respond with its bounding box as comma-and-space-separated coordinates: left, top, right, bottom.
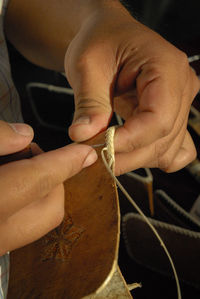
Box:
7, 132, 121, 299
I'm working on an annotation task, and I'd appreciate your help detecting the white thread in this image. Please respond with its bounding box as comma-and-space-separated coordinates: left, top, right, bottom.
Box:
105, 127, 116, 171
188, 54, 200, 63
101, 126, 182, 299
127, 282, 142, 291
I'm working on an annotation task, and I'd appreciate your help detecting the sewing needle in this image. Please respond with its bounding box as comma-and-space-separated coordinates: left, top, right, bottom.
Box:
91, 143, 106, 148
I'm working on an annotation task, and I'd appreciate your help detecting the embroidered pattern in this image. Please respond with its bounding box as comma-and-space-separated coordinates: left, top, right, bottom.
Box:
42, 215, 84, 262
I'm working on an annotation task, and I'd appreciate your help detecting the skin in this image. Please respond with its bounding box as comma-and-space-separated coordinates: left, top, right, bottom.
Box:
0, 121, 97, 255
64, 7, 200, 175
1, 0, 199, 252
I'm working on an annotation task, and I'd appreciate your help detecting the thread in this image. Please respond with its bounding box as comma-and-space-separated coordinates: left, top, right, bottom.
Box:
101, 126, 182, 299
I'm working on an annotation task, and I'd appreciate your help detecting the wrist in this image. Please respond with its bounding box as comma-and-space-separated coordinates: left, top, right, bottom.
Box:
70, 0, 133, 37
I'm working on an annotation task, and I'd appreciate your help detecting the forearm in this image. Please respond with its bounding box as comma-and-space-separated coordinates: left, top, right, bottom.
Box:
5, 0, 129, 71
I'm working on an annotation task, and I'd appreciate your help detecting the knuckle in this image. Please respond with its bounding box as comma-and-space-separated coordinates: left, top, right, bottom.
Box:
157, 155, 171, 172
175, 49, 188, 70
74, 50, 94, 73
155, 140, 169, 158
126, 140, 137, 152
76, 95, 111, 113
37, 177, 53, 198
120, 127, 138, 152
28, 160, 55, 198
11, 159, 55, 201
188, 146, 197, 163
154, 142, 171, 170
157, 115, 173, 138
74, 55, 87, 73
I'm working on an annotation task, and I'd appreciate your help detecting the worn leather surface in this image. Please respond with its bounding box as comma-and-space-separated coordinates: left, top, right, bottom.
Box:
7, 132, 121, 299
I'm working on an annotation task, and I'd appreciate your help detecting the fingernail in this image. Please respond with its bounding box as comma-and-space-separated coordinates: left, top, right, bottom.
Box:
9, 123, 34, 136
83, 149, 98, 168
73, 116, 90, 125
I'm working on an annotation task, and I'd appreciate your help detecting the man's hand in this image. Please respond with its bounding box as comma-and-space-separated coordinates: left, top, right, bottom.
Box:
65, 4, 200, 175
0, 121, 97, 255
5, 0, 200, 175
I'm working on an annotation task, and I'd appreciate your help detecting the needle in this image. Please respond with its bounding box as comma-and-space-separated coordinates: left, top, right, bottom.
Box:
91, 143, 106, 148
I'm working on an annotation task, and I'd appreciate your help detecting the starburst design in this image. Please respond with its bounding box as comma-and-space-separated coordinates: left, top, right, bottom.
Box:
41, 215, 84, 261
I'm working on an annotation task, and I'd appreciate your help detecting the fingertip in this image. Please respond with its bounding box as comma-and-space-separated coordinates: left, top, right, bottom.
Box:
69, 123, 96, 142
82, 147, 98, 168
0, 121, 34, 155
60, 143, 98, 169
27, 143, 98, 193
9, 123, 34, 137
69, 113, 110, 142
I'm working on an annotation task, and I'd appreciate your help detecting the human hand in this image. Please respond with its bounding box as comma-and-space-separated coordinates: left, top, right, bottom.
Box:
65, 4, 200, 175
0, 121, 97, 255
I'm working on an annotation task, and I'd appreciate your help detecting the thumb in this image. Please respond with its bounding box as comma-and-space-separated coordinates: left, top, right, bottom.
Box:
0, 121, 34, 155
66, 47, 114, 142
0, 143, 98, 221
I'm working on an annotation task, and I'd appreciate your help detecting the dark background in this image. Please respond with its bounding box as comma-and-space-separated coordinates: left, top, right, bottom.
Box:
7, 1, 200, 298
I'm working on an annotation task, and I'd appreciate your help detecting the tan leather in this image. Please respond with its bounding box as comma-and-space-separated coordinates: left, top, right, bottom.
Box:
7, 132, 123, 299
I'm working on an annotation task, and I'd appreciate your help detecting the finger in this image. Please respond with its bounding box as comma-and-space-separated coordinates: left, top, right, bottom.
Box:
115, 139, 162, 175
0, 120, 34, 155
115, 53, 199, 154
152, 118, 188, 171
113, 89, 138, 120
0, 184, 64, 255
163, 131, 197, 173
114, 74, 183, 153
150, 68, 200, 167
66, 43, 114, 142
189, 66, 200, 97
0, 143, 97, 221
114, 121, 188, 175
